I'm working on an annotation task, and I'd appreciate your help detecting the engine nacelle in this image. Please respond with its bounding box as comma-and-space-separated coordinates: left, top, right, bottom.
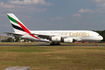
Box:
50, 36, 61, 42
50, 36, 74, 43
63, 38, 73, 43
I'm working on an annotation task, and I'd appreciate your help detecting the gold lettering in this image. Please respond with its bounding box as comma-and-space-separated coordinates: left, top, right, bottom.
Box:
64, 33, 67, 35
56, 38, 58, 41
69, 33, 72, 36
69, 32, 90, 37
61, 32, 90, 37
59, 33, 68, 35
86, 33, 89, 36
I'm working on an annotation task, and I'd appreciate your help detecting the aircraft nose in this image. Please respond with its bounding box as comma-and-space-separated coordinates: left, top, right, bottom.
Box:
99, 36, 103, 41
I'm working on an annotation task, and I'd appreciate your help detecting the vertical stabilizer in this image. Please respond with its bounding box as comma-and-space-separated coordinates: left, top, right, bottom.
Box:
7, 13, 30, 33
7, 13, 39, 39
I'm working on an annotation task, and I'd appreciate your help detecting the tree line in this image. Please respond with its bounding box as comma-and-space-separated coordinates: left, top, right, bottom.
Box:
1, 37, 31, 42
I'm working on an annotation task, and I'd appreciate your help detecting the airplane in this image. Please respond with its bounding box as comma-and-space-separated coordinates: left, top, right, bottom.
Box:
5, 13, 103, 45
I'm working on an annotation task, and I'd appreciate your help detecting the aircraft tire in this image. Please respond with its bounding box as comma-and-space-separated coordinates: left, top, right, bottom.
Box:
50, 42, 60, 45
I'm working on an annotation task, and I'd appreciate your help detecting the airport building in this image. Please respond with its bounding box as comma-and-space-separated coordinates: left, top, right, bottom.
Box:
0, 35, 32, 42
0, 35, 10, 42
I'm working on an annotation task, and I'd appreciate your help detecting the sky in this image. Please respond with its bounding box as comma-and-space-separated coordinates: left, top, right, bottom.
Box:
0, 0, 105, 35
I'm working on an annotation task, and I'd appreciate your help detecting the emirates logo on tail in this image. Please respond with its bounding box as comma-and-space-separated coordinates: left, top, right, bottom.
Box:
7, 13, 39, 39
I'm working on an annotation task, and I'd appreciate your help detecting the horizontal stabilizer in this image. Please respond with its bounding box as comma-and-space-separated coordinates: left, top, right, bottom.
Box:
4, 32, 23, 36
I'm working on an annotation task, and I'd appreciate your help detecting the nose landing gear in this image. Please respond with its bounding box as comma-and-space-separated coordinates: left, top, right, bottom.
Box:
95, 41, 98, 46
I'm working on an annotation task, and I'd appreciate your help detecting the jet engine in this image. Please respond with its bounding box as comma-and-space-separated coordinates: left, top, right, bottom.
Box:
50, 36, 61, 42
50, 36, 74, 43
63, 38, 73, 43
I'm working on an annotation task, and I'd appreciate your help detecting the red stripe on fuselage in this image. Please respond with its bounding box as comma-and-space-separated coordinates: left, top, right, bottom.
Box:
16, 20, 39, 39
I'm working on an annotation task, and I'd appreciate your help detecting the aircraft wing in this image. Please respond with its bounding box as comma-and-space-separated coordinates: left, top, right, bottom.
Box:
30, 33, 52, 39
4, 32, 23, 36
30, 33, 81, 42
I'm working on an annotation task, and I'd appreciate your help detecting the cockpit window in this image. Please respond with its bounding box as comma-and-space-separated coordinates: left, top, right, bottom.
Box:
98, 35, 101, 36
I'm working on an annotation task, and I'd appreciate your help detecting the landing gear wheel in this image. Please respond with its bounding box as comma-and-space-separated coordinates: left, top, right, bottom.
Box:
50, 42, 60, 45
56, 42, 60, 45
50, 42, 54, 45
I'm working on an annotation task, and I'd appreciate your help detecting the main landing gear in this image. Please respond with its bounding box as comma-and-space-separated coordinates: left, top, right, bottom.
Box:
50, 42, 60, 45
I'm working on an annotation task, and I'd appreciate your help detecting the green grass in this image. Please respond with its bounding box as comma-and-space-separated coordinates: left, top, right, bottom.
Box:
0, 46, 49, 52
0, 43, 105, 70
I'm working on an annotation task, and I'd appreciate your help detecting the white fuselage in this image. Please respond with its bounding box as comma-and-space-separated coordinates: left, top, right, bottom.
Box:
20, 30, 103, 43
